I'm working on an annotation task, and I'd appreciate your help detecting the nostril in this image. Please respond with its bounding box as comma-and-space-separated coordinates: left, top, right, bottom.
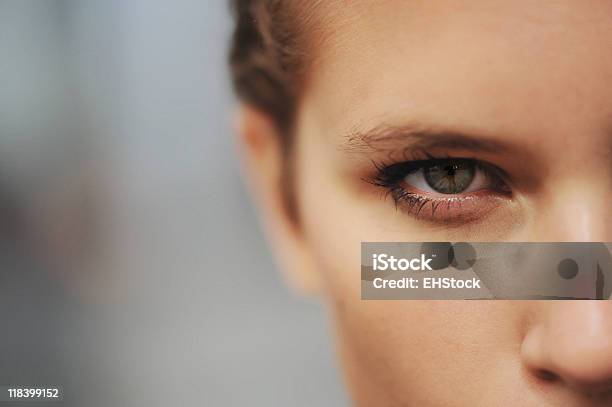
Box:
521, 302, 612, 396
535, 369, 559, 382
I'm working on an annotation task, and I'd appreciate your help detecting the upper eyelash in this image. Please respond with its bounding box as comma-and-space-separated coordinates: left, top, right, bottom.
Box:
368, 157, 482, 189
364, 156, 511, 217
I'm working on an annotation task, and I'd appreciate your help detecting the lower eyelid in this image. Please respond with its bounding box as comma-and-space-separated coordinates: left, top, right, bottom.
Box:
391, 188, 510, 224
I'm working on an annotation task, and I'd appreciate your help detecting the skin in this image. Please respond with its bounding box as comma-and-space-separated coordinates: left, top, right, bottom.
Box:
238, 0, 612, 405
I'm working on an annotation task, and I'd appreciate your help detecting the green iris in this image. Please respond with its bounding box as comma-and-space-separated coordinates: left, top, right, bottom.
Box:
424, 161, 475, 194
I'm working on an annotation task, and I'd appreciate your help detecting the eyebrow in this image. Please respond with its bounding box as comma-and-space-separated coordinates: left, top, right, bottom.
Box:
342, 124, 515, 155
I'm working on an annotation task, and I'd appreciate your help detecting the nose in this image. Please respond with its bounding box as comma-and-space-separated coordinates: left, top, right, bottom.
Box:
526, 182, 611, 241
521, 302, 612, 396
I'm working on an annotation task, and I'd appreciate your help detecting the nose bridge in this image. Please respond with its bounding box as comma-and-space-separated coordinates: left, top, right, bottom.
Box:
527, 179, 611, 242
522, 302, 612, 395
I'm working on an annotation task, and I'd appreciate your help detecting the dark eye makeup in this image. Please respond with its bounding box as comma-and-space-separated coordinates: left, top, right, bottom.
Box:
365, 156, 512, 223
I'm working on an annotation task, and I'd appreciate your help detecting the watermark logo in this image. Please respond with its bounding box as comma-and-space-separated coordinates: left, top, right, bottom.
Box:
362, 242, 612, 300
372, 253, 434, 271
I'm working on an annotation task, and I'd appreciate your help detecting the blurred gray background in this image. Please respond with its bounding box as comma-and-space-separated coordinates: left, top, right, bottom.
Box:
0, 1, 347, 405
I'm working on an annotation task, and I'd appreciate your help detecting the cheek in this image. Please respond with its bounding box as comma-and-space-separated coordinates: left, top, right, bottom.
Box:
295, 135, 529, 403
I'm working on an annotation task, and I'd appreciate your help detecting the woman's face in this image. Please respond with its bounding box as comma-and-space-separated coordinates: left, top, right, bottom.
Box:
241, 0, 612, 405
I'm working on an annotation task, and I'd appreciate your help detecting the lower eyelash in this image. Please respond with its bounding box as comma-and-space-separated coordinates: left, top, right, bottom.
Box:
386, 184, 468, 218
365, 161, 447, 218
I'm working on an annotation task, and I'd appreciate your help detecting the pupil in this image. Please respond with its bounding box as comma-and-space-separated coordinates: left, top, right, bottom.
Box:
424, 161, 475, 194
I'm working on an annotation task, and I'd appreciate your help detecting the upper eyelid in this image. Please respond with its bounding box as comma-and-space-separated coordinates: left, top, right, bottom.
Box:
375, 157, 509, 180
343, 125, 539, 188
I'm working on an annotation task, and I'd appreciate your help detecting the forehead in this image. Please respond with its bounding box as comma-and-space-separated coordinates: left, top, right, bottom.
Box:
303, 0, 612, 140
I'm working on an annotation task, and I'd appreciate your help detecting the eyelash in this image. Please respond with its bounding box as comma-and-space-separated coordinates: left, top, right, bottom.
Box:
366, 156, 511, 220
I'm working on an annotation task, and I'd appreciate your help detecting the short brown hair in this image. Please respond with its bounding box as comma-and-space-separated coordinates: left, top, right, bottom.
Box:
229, 1, 325, 220
229, 0, 320, 138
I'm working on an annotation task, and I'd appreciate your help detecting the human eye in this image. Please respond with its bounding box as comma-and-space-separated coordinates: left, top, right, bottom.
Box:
366, 157, 512, 224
